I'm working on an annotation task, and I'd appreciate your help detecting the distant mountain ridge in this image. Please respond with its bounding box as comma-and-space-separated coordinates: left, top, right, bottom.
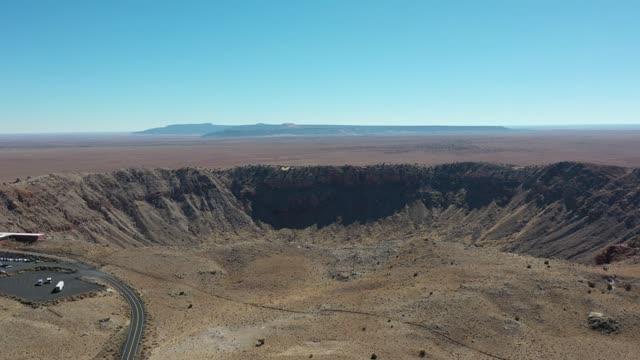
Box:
135, 123, 510, 137
134, 123, 231, 135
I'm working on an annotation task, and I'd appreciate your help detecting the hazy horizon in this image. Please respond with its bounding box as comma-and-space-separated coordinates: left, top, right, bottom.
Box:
2, 122, 640, 136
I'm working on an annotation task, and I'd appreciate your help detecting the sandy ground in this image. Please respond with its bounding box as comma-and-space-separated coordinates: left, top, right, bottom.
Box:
2, 130, 640, 182
29, 230, 640, 360
0, 289, 128, 359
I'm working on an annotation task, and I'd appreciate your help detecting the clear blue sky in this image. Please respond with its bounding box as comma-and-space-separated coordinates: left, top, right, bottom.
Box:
1, 0, 638, 133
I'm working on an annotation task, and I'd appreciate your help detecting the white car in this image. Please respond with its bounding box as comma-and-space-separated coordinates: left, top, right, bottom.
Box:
36, 279, 43, 286
45, 277, 52, 284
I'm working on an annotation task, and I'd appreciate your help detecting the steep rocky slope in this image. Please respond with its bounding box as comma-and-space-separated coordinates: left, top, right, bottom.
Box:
1, 162, 639, 262
0, 168, 257, 247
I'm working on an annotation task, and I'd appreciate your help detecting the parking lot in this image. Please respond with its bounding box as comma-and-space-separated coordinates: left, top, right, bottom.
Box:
0, 253, 104, 302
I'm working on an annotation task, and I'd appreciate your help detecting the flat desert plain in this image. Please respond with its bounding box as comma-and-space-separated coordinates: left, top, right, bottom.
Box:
2, 129, 640, 182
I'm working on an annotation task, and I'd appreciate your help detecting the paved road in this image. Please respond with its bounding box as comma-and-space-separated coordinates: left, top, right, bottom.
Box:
0, 249, 145, 360
88, 271, 145, 360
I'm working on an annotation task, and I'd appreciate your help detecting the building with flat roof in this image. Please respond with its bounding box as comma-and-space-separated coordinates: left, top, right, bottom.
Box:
0, 232, 43, 243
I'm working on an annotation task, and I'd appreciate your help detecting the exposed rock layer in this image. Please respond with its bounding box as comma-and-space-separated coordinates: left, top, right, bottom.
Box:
1, 162, 639, 262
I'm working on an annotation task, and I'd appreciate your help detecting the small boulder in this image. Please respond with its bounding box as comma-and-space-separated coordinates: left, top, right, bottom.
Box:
332, 271, 359, 281
588, 312, 620, 334
7, 201, 18, 211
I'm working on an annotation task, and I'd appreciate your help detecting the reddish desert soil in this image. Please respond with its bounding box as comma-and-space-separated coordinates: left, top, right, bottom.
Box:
1, 129, 640, 182
0, 290, 128, 360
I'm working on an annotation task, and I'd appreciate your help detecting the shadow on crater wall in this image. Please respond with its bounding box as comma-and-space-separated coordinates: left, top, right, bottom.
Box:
231, 163, 522, 229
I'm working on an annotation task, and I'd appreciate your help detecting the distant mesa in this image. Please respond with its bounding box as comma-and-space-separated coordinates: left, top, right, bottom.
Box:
133, 123, 231, 135
135, 123, 510, 137
204, 124, 511, 137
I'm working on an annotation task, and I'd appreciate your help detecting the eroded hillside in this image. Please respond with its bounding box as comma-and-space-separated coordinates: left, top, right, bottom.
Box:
1, 162, 639, 262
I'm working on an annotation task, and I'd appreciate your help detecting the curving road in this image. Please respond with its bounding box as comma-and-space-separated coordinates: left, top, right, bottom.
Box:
87, 270, 145, 360
0, 249, 145, 360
